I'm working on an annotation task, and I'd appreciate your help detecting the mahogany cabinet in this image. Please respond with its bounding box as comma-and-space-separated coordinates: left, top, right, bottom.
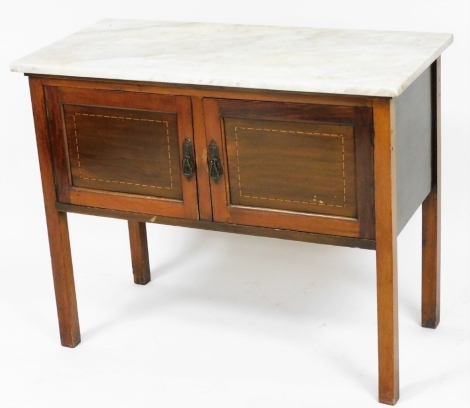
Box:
43, 80, 376, 241
24, 66, 437, 406
12, 19, 452, 405
25, 68, 438, 405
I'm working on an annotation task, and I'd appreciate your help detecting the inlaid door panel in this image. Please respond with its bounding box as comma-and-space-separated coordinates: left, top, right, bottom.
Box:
63, 104, 182, 199
203, 98, 375, 238
224, 117, 356, 218
45, 86, 198, 219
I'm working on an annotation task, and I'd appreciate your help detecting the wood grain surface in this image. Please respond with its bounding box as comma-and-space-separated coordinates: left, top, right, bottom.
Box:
44, 84, 199, 219
128, 221, 151, 285
29, 77, 81, 348
373, 97, 399, 405
205, 98, 374, 238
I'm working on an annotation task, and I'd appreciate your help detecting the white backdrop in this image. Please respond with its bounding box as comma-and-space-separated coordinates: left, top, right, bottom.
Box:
1, 1, 469, 407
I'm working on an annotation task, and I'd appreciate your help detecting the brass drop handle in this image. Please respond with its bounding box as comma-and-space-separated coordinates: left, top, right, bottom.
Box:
208, 140, 222, 182
182, 138, 195, 180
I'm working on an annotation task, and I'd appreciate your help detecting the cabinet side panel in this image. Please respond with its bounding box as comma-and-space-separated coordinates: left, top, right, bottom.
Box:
395, 66, 432, 233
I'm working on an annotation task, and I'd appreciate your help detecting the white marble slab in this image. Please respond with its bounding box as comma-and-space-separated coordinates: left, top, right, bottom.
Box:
10, 19, 452, 97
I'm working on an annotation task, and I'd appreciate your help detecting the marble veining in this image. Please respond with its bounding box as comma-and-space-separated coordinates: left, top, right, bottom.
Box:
10, 19, 453, 97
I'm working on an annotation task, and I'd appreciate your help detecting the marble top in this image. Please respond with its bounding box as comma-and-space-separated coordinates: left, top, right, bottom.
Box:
10, 19, 453, 97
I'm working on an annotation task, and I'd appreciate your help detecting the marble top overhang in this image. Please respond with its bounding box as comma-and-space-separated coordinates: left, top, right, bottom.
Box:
10, 19, 453, 97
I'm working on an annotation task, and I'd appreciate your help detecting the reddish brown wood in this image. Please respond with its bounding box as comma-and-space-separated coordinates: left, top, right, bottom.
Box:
26, 73, 443, 405
217, 98, 359, 121
43, 86, 71, 204
191, 96, 213, 221
128, 221, 151, 285
354, 106, 376, 239
224, 117, 357, 218
373, 97, 399, 405
63, 104, 182, 198
29, 77, 81, 348
57, 202, 376, 250
175, 96, 200, 220
202, 98, 227, 223
43, 85, 199, 220
69, 189, 189, 216
56, 85, 178, 110
422, 58, 441, 329
34, 74, 374, 108
204, 98, 374, 238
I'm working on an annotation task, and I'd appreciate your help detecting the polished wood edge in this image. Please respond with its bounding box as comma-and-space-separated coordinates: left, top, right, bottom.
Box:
353, 105, 376, 239
26, 74, 373, 107
190, 95, 213, 220
372, 97, 399, 405
128, 221, 151, 285
29, 77, 81, 348
56, 203, 376, 250
175, 95, 201, 220
202, 97, 364, 238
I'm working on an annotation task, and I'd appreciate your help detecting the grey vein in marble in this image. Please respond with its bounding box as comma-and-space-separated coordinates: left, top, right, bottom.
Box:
10, 19, 453, 97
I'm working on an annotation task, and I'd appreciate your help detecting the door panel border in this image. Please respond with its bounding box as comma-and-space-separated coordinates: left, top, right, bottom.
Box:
203, 97, 375, 238
44, 85, 199, 220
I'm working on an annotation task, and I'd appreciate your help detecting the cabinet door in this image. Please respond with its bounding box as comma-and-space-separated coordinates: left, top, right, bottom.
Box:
203, 99, 374, 238
45, 85, 198, 219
